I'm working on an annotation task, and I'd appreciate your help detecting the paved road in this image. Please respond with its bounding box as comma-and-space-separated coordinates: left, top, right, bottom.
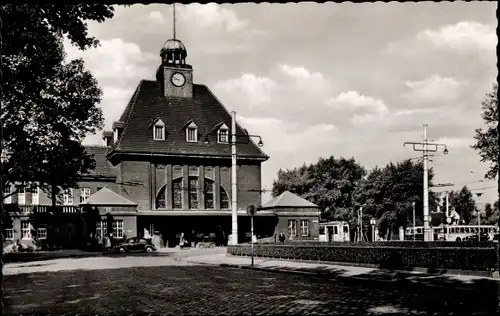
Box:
3, 255, 497, 315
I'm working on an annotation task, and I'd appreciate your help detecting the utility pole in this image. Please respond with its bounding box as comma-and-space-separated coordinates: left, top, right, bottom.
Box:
404, 124, 449, 242
231, 111, 238, 245
412, 201, 416, 241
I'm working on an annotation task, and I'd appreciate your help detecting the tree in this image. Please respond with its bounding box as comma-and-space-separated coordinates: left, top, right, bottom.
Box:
473, 201, 500, 226
1, 5, 114, 201
355, 159, 440, 239
448, 186, 478, 224
272, 156, 366, 223
471, 83, 498, 180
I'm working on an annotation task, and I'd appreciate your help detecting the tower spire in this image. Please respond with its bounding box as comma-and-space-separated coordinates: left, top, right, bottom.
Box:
173, 3, 176, 40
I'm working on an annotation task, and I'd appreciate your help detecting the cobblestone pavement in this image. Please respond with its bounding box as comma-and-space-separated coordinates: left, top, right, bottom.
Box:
3, 260, 497, 315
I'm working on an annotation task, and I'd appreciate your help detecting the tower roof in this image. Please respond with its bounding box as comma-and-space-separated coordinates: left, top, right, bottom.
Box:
161, 38, 187, 58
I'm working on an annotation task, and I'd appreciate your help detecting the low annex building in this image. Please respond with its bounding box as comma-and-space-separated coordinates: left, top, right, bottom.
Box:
259, 191, 321, 241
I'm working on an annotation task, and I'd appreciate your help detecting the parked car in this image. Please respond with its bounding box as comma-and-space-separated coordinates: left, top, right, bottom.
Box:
112, 237, 156, 254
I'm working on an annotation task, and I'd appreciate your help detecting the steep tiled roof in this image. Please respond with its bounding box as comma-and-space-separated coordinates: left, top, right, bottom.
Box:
80, 187, 136, 206
83, 146, 117, 178
260, 191, 319, 209
110, 80, 269, 160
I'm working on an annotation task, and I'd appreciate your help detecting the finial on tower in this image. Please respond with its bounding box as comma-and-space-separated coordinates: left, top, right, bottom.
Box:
173, 3, 176, 40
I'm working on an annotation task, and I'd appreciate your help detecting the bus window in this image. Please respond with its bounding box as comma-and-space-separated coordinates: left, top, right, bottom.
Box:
460, 228, 464, 233
417, 228, 422, 234
450, 228, 454, 233
319, 227, 325, 234
465, 228, 470, 233
334, 226, 338, 234
343, 226, 349, 233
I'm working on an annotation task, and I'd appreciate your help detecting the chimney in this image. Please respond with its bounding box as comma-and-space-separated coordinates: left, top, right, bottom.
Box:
112, 121, 125, 143
102, 131, 113, 147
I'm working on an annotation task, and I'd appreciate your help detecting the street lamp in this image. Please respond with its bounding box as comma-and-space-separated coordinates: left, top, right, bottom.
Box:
412, 201, 416, 241
203, 111, 264, 246
247, 205, 257, 266
404, 124, 449, 242
370, 218, 376, 242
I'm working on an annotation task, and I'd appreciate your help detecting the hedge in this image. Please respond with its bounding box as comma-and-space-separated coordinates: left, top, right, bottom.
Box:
228, 243, 499, 272
255, 240, 496, 248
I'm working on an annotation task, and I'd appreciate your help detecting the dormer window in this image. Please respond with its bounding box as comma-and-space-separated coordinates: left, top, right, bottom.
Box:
152, 119, 165, 141
217, 123, 229, 143
186, 121, 198, 142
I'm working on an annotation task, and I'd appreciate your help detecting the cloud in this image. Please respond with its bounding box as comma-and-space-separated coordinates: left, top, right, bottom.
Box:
326, 91, 388, 114
417, 21, 496, 53
213, 73, 278, 108
64, 38, 157, 81
386, 21, 496, 57
280, 64, 332, 92
237, 115, 338, 160
148, 11, 165, 24
403, 75, 465, 104
176, 4, 249, 32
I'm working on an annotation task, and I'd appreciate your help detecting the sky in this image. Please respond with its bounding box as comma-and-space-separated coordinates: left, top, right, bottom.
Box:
67, 2, 498, 206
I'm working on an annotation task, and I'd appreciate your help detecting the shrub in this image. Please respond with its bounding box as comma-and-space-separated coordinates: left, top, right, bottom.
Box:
228, 243, 499, 272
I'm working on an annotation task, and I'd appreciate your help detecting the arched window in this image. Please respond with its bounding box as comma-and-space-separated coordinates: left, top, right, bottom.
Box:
172, 178, 183, 209
220, 186, 230, 209
155, 185, 166, 209
204, 179, 214, 209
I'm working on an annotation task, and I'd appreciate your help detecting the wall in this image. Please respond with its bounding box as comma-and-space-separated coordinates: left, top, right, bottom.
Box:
275, 214, 320, 241
118, 160, 151, 210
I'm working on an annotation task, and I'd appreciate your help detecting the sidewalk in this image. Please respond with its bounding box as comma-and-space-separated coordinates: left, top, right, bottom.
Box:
181, 253, 500, 291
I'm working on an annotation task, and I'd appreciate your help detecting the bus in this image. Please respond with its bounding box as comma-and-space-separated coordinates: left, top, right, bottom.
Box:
434, 225, 498, 242
405, 225, 498, 241
404, 226, 424, 241
319, 221, 350, 242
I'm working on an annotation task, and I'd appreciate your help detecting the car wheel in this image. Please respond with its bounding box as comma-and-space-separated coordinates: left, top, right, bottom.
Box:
456, 237, 461, 242
209, 243, 215, 249
199, 243, 206, 249
145, 246, 153, 253
119, 247, 126, 254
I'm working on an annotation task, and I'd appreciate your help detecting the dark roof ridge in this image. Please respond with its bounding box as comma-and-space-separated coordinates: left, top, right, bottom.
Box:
203, 85, 270, 159
114, 81, 144, 149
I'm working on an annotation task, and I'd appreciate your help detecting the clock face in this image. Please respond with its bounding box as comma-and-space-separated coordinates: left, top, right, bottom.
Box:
171, 72, 186, 87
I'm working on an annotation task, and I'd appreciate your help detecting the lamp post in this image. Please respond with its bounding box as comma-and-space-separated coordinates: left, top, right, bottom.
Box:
404, 124, 449, 241
370, 218, 376, 242
247, 205, 257, 266
475, 192, 484, 241
203, 111, 264, 246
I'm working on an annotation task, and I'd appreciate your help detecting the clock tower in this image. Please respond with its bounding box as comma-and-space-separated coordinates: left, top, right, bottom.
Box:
155, 38, 194, 98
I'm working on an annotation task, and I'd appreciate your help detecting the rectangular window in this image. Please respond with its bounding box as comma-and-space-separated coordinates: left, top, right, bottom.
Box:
300, 220, 309, 237
288, 220, 297, 238
63, 189, 73, 205
218, 129, 229, 143
37, 224, 47, 239
319, 226, 325, 235
220, 188, 229, 209
3, 185, 12, 204
80, 188, 91, 203
5, 228, 14, 240
31, 186, 39, 205
204, 181, 214, 209
21, 221, 31, 239
334, 226, 339, 235
96, 221, 108, 239
154, 126, 164, 140
113, 220, 124, 238
173, 180, 183, 209
17, 186, 26, 205
189, 178, 198, 209
187, 127, 197, 142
